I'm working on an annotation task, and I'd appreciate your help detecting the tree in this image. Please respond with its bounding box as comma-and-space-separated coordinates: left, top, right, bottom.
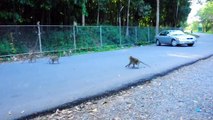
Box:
198, 1, 213, 32
97, 0, 100, 25
81, 0, 88, 26
95, 0, 108, 25
175, 0, 180, 27
126, 0, 131, 36
156, 0, 159, 35
0, 0, 190, 26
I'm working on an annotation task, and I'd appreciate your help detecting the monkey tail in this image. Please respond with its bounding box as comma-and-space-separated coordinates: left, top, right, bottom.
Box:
140, 61, 150, 67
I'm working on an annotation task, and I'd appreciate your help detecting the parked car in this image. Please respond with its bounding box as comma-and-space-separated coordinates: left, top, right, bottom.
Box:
155, 30, 197, 47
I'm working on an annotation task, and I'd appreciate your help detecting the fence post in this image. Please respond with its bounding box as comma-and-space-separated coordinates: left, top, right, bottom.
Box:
135, 26, 138, 44
119, 26, 122, 46
99, 26, 103, 47
147, 27, 150, 43
73, 25, 77, 50
37, 21, 42, 52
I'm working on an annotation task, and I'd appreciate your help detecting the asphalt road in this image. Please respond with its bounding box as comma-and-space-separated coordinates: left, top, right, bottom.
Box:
0, 33, 213, 120
31, 55, 213, 120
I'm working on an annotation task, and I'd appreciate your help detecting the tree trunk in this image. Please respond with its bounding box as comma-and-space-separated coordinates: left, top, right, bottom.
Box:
156, 0, 160, 35
97, 0, 100, 25
175, 0, 179, 27
82, 1, 87, 26
126, 0, 130, 36
82, 14, 85, 26
119, 3, 123, 46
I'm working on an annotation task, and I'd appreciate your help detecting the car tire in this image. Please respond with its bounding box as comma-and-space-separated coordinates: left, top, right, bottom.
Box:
187, 43, 194, 46
156, 39, 161, 46
171, 39, 177, 46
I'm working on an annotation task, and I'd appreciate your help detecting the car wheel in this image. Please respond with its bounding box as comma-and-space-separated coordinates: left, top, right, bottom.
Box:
187, 43, 194, 46
171, 39, 177, 46
156, 39, 161, 46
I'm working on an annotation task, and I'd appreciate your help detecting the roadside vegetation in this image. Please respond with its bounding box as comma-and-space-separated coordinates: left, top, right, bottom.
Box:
0, 0, 192, 62
188, 1, 213, 34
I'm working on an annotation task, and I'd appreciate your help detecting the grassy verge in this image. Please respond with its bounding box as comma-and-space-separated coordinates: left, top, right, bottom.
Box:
207, 31, 213, 34
0, 42, 153, 63
184, 32, 200, 38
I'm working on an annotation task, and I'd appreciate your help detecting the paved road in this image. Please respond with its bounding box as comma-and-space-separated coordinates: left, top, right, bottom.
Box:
0, 33, 213, 120
32, 56, 213, 120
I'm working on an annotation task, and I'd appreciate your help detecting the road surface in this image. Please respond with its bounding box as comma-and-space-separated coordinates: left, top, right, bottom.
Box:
0, 33, 213, 120
32, 55, 213, 120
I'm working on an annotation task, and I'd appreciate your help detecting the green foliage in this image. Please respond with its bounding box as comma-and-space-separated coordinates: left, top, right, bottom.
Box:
190, 21, 200, 32
18, 0, 34, 7
40, 1, 52, 10
198, 1, 213, 32
0, 37, 16, 55
42, 30, 73, 51
0, 12, 23, 23
76, 27, 100, 48
0, 26, 156, 56
0, 39, 11, 55
82, 2, 88, 16
102, 27, 120, 45
0, 0, 190, 27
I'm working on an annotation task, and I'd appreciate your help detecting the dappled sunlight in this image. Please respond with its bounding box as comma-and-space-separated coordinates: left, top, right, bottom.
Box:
167, 53, 201, 59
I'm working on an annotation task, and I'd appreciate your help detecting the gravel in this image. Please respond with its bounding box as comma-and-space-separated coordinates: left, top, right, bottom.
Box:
31, 56, 213, 120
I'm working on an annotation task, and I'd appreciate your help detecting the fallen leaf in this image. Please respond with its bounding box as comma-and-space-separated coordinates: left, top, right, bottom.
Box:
90, 108, 98, 112
8, 111, 12, 115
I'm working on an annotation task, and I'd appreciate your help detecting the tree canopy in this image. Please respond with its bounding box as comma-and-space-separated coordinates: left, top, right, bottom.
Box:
0, 0, 191, 27
198, 1, 213, 32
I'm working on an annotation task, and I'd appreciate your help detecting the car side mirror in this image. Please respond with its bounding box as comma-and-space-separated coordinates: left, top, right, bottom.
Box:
160, 33, 166, 36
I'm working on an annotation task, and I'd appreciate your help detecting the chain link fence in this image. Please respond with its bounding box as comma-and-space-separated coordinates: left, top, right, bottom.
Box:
0, 25, 176, 61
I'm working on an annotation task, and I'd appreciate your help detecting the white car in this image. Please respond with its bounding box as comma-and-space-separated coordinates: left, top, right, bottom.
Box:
155, 30, 197, 47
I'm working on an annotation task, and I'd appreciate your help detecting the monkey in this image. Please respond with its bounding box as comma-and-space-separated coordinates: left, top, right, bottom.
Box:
12, 55, 18, 61
68, 49, 72, 56
11, 54, 27, 63
125, 56, 150, 68
28, 52, 36, 63
63, 49, 72, 56
0, 57, 3, 63
49, 55, 59, 64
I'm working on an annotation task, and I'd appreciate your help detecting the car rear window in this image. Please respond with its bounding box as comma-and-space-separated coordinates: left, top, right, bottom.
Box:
170, 31, 185, 36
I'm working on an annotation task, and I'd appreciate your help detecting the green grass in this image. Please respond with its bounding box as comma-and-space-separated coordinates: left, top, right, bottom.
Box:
64, 42, 152, 57
0, 41, 153, 63
207, 31, 213, 34
184, 32, 200, 38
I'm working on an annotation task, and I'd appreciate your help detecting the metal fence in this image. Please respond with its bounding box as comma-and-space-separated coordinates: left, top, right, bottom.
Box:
0, 25, 176, 59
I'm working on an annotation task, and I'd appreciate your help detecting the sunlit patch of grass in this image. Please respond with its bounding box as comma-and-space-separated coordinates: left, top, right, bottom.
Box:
184, 32, 200, 38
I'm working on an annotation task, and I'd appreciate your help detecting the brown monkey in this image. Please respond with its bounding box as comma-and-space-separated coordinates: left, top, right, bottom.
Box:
0, 57, 3, 63
28, 52, 36, 63
49, 55, 59, 64
125, 56, 150, 68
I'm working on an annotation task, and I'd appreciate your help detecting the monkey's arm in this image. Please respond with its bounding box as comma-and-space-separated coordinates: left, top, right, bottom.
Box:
125, 62, 131, 67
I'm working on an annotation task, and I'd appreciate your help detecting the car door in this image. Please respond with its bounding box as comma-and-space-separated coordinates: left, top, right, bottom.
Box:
158, 31, 170, 44
163, 31, 172, 44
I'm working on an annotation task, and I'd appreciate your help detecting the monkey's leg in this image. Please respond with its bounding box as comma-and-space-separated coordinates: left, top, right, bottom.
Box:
137, 64, 140, 68
33, 58, 36, 63
48, 59, 51, 64
50, 59, 53, 64
28, 59, 32, 63
132, 64, 135, 68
